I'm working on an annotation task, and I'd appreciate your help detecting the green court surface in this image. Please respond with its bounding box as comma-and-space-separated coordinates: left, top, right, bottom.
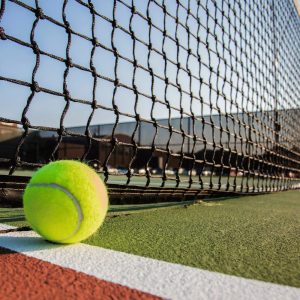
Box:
1, 190, 300, 288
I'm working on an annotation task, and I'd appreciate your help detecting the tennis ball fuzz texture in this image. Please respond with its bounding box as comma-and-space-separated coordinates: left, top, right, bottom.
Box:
23, 160, 109, 244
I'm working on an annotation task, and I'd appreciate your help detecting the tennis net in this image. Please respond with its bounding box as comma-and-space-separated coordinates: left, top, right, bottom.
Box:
0, 0, 300, 203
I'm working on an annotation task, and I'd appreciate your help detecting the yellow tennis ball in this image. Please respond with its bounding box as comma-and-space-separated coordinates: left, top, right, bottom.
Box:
23, 160, 109, 244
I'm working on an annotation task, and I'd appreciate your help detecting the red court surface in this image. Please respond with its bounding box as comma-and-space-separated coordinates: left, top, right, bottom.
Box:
0, 247, 161, 300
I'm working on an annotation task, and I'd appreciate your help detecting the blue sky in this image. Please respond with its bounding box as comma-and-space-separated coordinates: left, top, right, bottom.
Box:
0, 0, 294, 131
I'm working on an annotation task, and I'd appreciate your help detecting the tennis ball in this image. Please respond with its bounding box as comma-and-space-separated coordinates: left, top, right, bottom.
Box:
23, 160, 109, 244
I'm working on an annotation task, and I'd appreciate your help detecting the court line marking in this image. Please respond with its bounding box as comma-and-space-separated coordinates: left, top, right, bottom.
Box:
0, 226, 299, 300
0, 224, 16, 231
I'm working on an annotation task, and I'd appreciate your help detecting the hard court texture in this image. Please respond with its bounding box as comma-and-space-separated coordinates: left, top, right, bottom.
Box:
0, 230, 299, 300
0, 247, 160, 300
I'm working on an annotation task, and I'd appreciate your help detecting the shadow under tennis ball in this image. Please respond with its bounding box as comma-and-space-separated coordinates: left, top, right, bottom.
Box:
0, 235, 66, 253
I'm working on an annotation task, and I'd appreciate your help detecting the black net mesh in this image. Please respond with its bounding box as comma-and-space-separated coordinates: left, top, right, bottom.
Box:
0, 0, 300, 202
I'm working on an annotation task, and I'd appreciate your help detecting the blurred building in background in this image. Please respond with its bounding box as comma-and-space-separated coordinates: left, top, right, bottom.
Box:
0, 110, 299, 177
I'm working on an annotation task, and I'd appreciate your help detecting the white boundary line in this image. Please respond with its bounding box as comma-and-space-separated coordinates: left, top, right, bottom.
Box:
0, 224, 16, 230
0, 228, 299, 300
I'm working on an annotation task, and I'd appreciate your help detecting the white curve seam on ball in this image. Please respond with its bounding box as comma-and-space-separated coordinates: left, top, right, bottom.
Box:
29, 183, 83, 242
